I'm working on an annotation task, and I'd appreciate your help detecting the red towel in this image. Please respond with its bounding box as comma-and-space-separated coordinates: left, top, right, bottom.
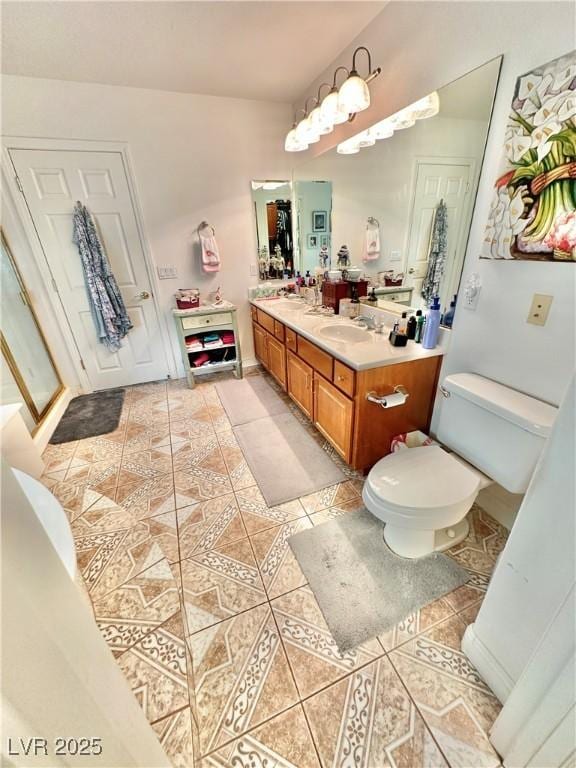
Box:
192, 352, 210, 367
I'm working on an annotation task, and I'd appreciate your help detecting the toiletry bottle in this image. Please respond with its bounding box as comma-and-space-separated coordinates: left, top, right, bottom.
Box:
406, 313, 417, 340
305, 270, 311, 286
422, 297, 441, 349
414, 310, 424, 343
398, 311, 408, 334
443, 294, 457, 328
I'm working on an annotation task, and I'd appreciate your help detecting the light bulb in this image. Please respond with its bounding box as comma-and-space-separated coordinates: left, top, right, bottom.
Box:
338, 71, 370, 114
390, 109, 415, 130
372, 119, 394, 140
337, 139, 360, 155
284, 127, 307, 152
356, 131, 375, 147
410, 91, 440, 119
309, 105, 333, 136
320, 89, 349, 127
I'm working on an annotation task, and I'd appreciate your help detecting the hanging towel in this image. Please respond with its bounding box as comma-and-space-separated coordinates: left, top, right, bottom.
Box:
199, 223, 221, 273
72, 202, 133, 352
421, 199, 448, 304
363, 220, 381, 263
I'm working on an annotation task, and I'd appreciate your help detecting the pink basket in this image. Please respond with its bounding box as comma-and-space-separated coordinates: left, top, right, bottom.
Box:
176, 297, 200, 309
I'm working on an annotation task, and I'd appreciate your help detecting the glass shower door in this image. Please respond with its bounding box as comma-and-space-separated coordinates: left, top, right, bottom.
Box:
1, 232, 63, 430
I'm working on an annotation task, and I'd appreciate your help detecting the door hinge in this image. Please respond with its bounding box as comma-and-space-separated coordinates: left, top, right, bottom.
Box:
79, 358, 87, 371
15, 175, 24, 194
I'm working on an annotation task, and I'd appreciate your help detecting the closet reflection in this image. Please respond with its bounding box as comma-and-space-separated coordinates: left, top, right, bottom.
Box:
251, 181, 294, 279
1, 232, 63, 432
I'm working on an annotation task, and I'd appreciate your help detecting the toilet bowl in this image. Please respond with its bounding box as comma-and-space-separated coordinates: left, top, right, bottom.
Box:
363, 373, 557, 559
362, 445, 484, 557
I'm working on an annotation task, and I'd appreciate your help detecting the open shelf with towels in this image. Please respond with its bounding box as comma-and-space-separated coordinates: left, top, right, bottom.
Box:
173, 305, 243, 388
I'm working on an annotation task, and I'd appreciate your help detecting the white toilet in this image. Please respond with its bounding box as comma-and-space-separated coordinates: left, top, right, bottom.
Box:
363, 373, 557, 558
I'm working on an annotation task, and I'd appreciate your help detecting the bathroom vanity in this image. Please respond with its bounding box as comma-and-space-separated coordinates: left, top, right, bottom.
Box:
251, 299, 444, 471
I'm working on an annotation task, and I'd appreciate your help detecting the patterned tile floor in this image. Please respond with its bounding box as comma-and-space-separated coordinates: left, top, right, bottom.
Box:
41, 370, 509, 768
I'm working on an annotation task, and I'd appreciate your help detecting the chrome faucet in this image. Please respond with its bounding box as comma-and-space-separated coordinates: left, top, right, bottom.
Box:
353, 315, 385, 333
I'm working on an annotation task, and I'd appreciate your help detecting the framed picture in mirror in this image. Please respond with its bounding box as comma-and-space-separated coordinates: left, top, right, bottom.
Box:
313, 211, 327, 231
307, 234, 319, 248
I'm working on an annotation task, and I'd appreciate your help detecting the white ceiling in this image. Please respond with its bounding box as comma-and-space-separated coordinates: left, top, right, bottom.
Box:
1, 1, 386, 103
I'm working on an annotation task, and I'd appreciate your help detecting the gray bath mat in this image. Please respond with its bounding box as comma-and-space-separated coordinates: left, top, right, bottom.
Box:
49, 389, 125, 444
233, 411, 345, 506
289, 509, 469, 652
215, 376, 290, 426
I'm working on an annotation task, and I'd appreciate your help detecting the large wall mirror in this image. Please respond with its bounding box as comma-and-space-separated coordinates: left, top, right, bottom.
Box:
251, 181, 295, 280
292, 57, 502, 321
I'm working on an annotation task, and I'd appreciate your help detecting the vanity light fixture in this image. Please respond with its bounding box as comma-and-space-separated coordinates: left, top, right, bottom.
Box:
336, 90, 440, 155
320, 67, 352, 128
285, 109, 308, 152
284, 46, 380, 152
338, 47, 380, 115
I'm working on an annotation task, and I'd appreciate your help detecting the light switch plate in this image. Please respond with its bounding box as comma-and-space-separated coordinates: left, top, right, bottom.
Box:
157, 265, 178, 279
390, 250, 402, 262
527, 293, 553, 326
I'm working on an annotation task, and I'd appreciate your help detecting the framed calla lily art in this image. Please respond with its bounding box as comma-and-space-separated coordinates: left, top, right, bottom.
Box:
482, 50, 576, 261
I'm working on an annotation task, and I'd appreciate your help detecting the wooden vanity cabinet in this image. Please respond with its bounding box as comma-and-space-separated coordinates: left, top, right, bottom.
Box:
253, 322, 269, 369
313, 374, 354, 461
267, 334, 287, 390
286, 350, 313, 419
251, 304, 442, 471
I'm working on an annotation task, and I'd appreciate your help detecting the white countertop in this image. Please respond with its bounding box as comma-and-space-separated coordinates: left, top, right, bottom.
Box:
251, 297, 448, 371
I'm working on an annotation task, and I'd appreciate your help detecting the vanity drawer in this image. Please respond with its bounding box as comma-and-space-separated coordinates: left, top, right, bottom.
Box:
256, 309, 275, 334
181, 312, 232, 330
274, 320, 285, 342
333, 360, 356, 398
297, 336, 333, 380
285, 327, 297, 352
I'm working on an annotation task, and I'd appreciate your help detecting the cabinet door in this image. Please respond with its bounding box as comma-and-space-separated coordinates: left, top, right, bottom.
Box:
314, 374, 353, 461
267, 334, 286, 390
253, 322, 269, 368
286, 350, 313, 420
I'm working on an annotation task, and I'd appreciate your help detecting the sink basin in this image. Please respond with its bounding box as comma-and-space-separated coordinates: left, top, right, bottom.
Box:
318, 324, 369, 343
273, 301, 305, 311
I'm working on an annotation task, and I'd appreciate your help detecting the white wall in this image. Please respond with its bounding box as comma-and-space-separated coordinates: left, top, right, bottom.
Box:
1, 76, 292, 375
294, 1, 576, 407
1, 461, 171, 766
463, 376, 575, 699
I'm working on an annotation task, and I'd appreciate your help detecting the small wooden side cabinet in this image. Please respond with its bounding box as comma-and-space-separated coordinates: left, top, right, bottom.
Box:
173, 305, 242, 388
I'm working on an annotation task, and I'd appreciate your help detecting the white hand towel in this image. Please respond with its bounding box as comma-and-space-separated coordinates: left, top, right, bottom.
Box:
363, 223, 381, 262
200, 232, 221, 273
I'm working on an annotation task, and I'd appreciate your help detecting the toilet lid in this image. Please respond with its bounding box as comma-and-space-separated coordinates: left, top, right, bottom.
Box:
367, 446, 480, 511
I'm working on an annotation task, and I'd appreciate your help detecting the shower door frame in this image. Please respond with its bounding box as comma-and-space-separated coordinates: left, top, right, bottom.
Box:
1, 229, 64, 432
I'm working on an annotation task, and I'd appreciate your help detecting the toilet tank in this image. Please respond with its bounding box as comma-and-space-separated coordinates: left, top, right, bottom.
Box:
436, 373, 557, 494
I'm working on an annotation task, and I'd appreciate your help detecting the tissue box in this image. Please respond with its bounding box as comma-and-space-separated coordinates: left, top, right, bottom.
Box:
388, 331, 408, 347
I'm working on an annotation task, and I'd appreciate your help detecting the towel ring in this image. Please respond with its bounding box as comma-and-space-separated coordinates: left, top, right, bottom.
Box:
367, 216, 380, 226
198, 221, 215, 238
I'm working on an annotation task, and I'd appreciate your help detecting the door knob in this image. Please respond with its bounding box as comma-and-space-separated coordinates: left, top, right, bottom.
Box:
408, 268, 415, 275
136, 290, 150, 300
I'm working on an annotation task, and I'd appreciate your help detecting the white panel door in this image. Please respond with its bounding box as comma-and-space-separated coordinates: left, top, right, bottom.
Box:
405, 162, 472, 309
9, 149, 168, 390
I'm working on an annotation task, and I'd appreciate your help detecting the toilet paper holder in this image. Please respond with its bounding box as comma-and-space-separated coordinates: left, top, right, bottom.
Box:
366, 385, 409, 409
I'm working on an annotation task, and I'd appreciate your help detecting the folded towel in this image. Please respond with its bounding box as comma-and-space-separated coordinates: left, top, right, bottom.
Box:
192, 352, 210, 367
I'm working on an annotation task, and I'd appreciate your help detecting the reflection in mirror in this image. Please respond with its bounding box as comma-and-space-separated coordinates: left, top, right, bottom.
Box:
251, 181, 294, 280
293, 57, 501, 323
293, 180, 333, 277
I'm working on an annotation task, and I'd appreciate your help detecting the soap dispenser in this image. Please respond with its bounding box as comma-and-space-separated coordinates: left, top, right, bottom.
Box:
443, 295, 457, 328
422, 297, 441, 349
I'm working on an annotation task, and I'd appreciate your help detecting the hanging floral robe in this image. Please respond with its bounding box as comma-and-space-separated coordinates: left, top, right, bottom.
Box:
72, 202, 133, 351
421, 199, 448, 304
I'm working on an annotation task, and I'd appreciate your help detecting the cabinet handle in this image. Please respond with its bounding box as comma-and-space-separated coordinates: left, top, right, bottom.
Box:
336, 375, 345, 382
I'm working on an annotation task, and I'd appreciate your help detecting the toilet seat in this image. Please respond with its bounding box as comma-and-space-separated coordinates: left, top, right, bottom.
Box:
362, 446, 481, 557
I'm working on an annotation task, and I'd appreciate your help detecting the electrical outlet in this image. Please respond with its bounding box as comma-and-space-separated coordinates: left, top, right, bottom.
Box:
527, 293, 553, 326
390, 250, 402, 262
157, 265, 178, 279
